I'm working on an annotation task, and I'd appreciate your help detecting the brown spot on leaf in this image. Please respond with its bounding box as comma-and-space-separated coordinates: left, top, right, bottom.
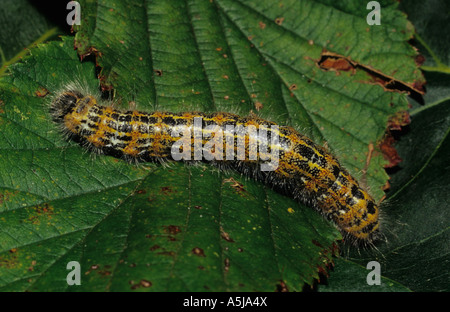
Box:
35, 87, 49, 97
150, 245, 160, 251
254, 101, 263, 111
164, 225, 181, 235
160, 186, 174, 195
220, 227, 235, 242
130, 284, 139, 290
378, 111, 410, 169
275, 17, 284, 25
154, 69, 163, 76
0, 252, 18, 269
28, 260, 37, 272
224, 258, 230, 272
289, 84, 297, 91
192, 247, 205, 257
98, 269, 112, 277
415, 54, 425, 67
258, 21, 266, 29
130, 280, 151, 290
84, 264, 100, 275
140, 279, 152, 288
27, 203, 55, 225
379, 132, 402, 168
167, 236, 177, 242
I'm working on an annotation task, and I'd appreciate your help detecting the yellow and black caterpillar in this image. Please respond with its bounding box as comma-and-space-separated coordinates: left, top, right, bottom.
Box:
50, 88, 380, 243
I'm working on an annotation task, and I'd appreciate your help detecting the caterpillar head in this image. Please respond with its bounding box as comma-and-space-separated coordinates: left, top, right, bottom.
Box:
50, 90, 85, 122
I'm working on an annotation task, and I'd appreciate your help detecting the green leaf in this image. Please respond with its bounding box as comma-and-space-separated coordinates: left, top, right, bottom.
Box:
0, 0, 424, 291
0, 38, 339, 291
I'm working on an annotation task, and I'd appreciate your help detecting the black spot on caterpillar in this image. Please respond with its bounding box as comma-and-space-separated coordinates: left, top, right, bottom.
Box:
50, 86, 381, 244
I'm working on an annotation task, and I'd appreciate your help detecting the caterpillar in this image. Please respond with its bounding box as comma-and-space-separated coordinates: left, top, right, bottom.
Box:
50, 86, 380, 244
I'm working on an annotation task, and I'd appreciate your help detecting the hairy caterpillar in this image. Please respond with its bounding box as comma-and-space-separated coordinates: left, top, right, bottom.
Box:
50, 87, 380, 243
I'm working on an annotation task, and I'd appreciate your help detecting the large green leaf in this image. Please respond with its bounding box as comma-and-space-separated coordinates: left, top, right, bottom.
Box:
0, 37, 339, 291
0, 0, 425, 291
